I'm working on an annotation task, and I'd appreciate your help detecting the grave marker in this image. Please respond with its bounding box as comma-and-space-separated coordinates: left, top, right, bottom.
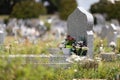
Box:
67, 7, 94, 58
100, 24, 118, 44
107, 24, 117, 44
67, 7, 94, 41
87, 31, 94, 58
0, 30, 5, 44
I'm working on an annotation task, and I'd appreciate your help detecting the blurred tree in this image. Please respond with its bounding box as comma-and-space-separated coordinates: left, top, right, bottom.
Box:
0, 0, 23, 14
59, 0, 77, 20
108, 1, 120, 21
50, 0, 59, 7
10, 0, 46, 19
0, 0, 4, 6
90, 0, 120, 22
0, 0, 12, 14
42, 0, 58, 14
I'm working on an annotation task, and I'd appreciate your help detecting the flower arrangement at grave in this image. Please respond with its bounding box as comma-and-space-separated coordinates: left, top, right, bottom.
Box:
74, 41, 88, 56
59, 35, 88, 56
65, 35, 76, 48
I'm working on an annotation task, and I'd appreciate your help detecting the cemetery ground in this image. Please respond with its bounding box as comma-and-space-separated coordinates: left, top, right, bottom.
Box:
2, 35, 60, 55
0, 9, 120, 79
0, 35, 120, 80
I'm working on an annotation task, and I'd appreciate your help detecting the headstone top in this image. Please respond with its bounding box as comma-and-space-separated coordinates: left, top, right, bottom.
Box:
94, 14, 105, 25
111, 19, 120, 26
111, 24, 117, 30
77, 7, 94, 25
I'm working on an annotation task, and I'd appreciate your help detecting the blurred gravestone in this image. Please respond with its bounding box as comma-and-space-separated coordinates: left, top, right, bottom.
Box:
100, 25, 109, 39
0, 24, 6, 44
67, 7, 94, 58
93, 14, 106, 34
0, 30, 5, 44
107, 24, 117, 44
87, 31, 94, 58
111, 19, 120, 38
111, 19, 120, 27
94, 14, 105, 25
51, 15, 67, 39
100, 24, 117, 44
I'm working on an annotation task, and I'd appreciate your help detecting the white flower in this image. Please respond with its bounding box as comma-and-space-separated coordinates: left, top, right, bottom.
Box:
73, 79, 77, 80
66, 54, 78, 63
95, 57, 102, 62
74, 69, 77, 72
109, 41, 116, 47
5, 45, 10, 49
82, 47, 89, 50
66, 58, 73, 63
14, 40, 19, 44
99, 46, 104, 52
74, 58, 80, 62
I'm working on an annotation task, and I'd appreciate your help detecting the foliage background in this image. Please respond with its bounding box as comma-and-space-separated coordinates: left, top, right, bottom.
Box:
90, 0, 120, 22
10, 0, 46, 19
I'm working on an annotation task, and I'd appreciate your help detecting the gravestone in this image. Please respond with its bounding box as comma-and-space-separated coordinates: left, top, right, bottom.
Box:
87, 31, 94, 58
94, 14, 105, 25
0, 24, 6, 44
100, 25, 109, 39
93, 14, 106, 34
110, 20, 120, 38
12, 23, 19, 39
0, 30, 5, 44
100, 24, 117, 44
67, 7, 94, 41
51, 17, 67, 39
67, 7, 94, 58
111, 19, 120, 27
107, 24, 117, 44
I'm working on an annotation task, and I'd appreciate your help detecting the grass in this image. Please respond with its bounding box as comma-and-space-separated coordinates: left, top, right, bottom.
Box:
0, 15, 9, 20
0, 36, 120, 79
0, 57, 120, 80
1, 36, 62, 55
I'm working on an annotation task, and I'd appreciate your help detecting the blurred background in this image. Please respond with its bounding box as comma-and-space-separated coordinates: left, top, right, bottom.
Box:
0, 0, 119, 45
0, 1, 120, 80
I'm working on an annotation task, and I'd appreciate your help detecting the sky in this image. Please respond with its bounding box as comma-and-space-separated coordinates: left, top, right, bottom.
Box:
76, 0, 100, 11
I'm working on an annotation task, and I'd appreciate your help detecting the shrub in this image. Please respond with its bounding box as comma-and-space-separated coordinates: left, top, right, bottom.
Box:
59, 0, 77, 20
90, 0, 120, 22
10, 0, 46, 19
0, 58, 120, 79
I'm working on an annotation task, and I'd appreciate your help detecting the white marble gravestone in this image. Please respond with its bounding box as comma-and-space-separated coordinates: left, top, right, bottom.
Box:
87, 31, 94, 58
100, 25, 109, 39
100, 24, 117, 44
67, 7, 94, 41
107, 24, 117, 44
67, 7, 94, 58
0, 24, 6, 44
111, 19, 120, 27
0, 30, 5, 44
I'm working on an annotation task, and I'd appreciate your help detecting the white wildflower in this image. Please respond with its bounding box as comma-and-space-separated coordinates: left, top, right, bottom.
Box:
109, 41, 116, 47
74, 69, 77, 72
73, 79, 77, 80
